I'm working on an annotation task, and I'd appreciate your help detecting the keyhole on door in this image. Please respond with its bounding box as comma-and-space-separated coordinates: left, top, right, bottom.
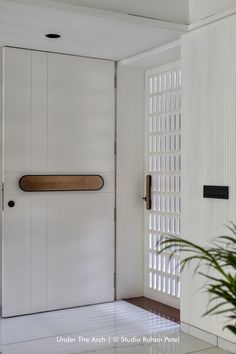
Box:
8, 201, 15, 208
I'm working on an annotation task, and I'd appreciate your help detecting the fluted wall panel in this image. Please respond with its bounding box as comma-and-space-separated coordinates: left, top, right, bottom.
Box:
181, 14, 236, 343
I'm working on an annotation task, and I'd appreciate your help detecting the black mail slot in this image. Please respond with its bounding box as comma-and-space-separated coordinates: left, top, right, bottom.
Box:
203, 185, 229, 199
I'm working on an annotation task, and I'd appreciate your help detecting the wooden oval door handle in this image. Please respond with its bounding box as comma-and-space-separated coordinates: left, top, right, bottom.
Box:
19, 175, 104, 192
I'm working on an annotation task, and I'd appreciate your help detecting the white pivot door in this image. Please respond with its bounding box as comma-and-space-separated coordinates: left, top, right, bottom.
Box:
144, 62, 181, 309
2, 47, 115, 317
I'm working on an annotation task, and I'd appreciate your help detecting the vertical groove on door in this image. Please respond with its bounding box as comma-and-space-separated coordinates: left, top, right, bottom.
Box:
30, 50, 32, 313
46, 52, 49, 311
46, 193, 48, 311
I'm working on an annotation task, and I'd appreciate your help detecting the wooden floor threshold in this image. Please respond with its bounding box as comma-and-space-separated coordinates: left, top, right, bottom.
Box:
124, 297, 180, 323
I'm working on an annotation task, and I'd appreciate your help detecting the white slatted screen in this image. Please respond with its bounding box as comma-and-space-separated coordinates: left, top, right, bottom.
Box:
144, 62, 181, 308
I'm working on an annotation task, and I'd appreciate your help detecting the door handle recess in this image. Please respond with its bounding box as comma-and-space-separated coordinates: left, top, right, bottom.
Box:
143, 175, 152, 210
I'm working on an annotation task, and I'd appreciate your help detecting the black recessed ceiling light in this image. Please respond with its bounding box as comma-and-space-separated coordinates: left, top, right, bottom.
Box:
45, 33, 61, 39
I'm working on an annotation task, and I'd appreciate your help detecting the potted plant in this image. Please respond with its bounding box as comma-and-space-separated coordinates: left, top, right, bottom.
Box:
158, 223, 236, 335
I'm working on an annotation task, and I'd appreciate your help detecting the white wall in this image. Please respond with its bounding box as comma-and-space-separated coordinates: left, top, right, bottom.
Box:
189, 0, 236, 23
116, 66, 144, 299
181, 14, 236, 343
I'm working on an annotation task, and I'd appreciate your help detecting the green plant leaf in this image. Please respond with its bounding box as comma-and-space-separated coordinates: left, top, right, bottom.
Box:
158, 224, 236, 336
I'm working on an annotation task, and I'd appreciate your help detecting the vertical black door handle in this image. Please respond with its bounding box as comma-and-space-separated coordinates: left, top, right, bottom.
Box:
143, 175, 152, 210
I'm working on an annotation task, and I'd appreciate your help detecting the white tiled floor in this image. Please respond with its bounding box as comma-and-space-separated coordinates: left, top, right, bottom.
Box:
0, 301, 232, 354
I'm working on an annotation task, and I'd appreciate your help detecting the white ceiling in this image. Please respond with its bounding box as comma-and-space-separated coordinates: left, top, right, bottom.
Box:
2, 0, 236, 61
51, 0, 190, 24
189, 0, 236, 23
54, 0, 236, 25
0, 0, 186, 60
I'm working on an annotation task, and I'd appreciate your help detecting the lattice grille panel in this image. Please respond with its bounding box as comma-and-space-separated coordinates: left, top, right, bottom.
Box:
145, 64, 181, 300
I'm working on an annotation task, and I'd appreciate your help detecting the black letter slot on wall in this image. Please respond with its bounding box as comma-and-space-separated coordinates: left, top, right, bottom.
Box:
203, 185, 229, 199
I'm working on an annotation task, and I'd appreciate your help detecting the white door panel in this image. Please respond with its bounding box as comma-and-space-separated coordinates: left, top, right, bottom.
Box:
47, 193, 114, 310
2, 47, 115, 316
30, 194, 47, 312
4, 48, 31, 173
31, 51, 48, 172
47, 54, 115, 173
3, 196, 31, 316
